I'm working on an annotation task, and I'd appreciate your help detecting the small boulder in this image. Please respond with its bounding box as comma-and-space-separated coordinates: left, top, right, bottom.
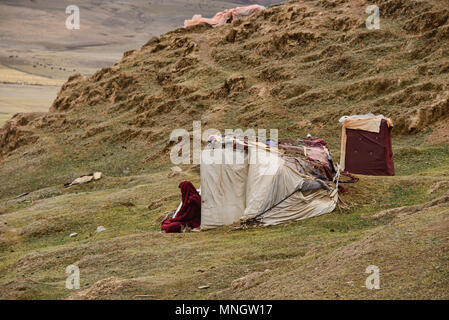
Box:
198, 285, 210, 290
93, 172, 102, 180
96, 226, 106, 233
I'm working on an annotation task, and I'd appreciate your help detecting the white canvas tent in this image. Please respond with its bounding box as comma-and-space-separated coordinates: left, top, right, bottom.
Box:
200, 138, 338, 230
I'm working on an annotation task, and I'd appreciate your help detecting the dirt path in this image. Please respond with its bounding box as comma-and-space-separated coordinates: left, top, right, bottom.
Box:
191, 34, 220, 69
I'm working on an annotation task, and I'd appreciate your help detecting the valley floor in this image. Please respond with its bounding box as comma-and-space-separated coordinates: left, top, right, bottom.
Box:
0, 83, 59, 126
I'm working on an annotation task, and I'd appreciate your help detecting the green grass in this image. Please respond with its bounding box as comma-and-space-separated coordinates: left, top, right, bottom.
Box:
394, 144, 449, 176
1, 143, 448, 299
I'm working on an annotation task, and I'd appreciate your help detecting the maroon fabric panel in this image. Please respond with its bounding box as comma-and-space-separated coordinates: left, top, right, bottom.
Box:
345, 120, 394, 176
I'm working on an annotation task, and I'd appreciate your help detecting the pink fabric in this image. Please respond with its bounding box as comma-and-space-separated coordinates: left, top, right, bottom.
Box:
306, 146, 329, 167
184, 5, 265, 28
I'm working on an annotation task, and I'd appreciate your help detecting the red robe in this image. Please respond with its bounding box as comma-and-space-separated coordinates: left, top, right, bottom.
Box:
161, 181, 201, 233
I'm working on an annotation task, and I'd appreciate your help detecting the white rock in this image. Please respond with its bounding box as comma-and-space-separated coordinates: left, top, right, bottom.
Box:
69, 232, 78, 238
96, 226, 106, 233
93, 172, 102, 180
198, 285, 210, 289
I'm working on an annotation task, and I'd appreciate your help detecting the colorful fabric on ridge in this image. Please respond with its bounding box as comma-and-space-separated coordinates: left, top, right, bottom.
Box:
184, 5, 265, 28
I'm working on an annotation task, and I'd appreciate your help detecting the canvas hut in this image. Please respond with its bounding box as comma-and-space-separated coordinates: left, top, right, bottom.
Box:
200, 136, 338, 230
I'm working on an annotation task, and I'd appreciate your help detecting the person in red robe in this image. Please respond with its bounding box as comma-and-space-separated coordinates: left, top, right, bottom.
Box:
161, 181, 201, 233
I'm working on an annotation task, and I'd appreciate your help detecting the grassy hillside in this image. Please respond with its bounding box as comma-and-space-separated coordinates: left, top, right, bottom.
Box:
0, 0, 448, 299
1, 0, 448, 198
0, 145, 448, 299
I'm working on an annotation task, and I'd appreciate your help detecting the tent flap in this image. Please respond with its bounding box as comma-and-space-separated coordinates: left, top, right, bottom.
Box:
200, 148, 248, 230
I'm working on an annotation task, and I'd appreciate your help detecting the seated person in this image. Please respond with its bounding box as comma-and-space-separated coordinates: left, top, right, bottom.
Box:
161, 181, 201, 233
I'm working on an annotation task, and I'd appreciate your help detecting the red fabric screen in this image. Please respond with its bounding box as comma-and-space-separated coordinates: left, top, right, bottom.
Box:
345, 119, 394, 176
